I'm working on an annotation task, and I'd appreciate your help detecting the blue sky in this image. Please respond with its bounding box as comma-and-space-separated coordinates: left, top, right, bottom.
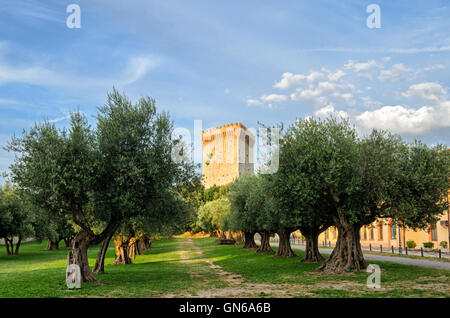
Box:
1, 0, 450, 180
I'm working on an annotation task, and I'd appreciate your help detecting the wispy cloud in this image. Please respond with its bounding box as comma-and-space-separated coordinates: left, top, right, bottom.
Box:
1, 0, 64, 24
47, 114, 71, 123
0, 49, 161, 89
299, 46, 450, 54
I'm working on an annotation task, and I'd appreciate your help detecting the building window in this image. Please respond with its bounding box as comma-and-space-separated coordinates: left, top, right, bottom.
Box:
363, 226, 367, 240
370, 225, 374, 241
245, 135, 249, 164
430, 223, 438, 241
378, 222, 383, 241
391, 224, 397, 239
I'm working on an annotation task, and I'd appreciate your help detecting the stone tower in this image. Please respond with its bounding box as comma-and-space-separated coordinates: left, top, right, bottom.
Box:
202, 123, 255, 189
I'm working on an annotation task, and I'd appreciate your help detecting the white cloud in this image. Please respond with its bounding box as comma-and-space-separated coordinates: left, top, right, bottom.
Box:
47, 115, 71, 123
378, 64, 414, 81
343, 59, 381, 80
344, 59, 378, 73
246, 94, 287, 107
254, 59, 450, 137
291, 80, 355, 107
356, 83, 450, 135
327, 70, 345, 81
260, 94, 287, 103
0, 46, 159, 88
0, 61, 58, 86
273, 71, 323, 90
273, 72, 304, 90
305, 71, 324, 83
401, 82, 447, 104
422, 64, 445, 72
314, 104, 349, 119
247, 99, 262, 106
120, 56, 159, 85
361, 96, 383, 109
356, 105, 437, 134
299, 46, 450, 54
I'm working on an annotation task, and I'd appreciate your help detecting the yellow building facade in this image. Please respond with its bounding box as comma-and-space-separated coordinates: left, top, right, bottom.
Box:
202, 122, 255, 189
317, 149, 450, 250
318, 190, 450, 250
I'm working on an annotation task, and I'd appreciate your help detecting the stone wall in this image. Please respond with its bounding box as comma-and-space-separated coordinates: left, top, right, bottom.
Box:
202, 122, 254, 189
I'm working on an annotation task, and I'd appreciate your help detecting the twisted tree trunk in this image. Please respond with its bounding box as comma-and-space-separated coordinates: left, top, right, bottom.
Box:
67, 230, 101, 283
317, 216, 366, 272
67, 215, 122, 283
234, 231, 244, 245
14, 237, 21, 255
217, 229, 227, 239
243, 231, 258, 249
136, 235, 151, 254
46, 239, 60, 250
274, 230, 296, 257
256, 231, 273, 253
128, 237, 137, 261
4, 238, 12, 255
302, 232, 323, 262
93, 232, 115, 274
112, 234, 132, 265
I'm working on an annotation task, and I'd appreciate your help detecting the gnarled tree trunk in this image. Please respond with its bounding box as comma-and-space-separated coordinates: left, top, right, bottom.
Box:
234, 231, 244, 245
225, 230, 233, 240
302, 232, 323, 262
216, 229, 227, 240
67, 215, 122, 283
128, 237, 138, 261
46, 239, 60, 250
274, 230, 296, 257
256, 231, 273, 253
243, 231, 258, 249
112, 234, 132, 265
4, 238, 21, 255
4, 238, 12, 255
136, 235, 151, 255
14, 237, 21, 255
93, 233, 114, 274
317, 218, 366, 272
67, 230, 101, 283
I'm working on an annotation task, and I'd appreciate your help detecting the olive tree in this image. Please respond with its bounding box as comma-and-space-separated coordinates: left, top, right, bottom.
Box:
0, 183, 34, 255
228, 174, 259, 249
7, 89, 196, 282
197, 197, 231, 239
270, 119, 335, 262
285, 118, 449, 272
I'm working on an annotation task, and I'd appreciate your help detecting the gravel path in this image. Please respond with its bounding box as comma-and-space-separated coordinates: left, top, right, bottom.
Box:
264, 241, 450, 271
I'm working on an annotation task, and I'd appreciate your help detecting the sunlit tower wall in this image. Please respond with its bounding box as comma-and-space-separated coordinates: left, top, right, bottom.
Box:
202, 123, 255, 189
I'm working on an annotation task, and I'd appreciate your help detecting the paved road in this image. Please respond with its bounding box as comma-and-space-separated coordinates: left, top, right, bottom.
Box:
264, 241, 450, 271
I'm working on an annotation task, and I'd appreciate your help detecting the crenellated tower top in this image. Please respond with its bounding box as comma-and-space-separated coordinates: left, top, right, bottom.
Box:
201, 123, 254, 189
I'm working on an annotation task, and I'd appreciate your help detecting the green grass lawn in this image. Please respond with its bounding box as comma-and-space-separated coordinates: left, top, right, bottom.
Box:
196, 238, 450, 297
0, 237, 449, 298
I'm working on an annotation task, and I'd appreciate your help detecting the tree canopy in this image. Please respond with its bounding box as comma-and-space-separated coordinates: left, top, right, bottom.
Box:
0, 182, 34, 255
197, 197, 231, 239
6, 88, 198, 281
